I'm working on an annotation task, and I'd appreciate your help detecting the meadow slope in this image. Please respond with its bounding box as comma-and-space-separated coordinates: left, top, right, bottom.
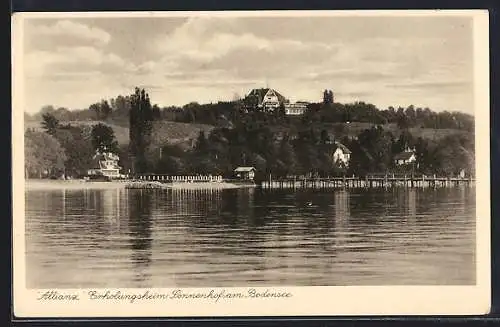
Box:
25, 120, 215, 147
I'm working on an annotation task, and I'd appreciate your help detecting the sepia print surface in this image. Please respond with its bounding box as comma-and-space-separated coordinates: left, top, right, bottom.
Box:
13, 10, 490, 317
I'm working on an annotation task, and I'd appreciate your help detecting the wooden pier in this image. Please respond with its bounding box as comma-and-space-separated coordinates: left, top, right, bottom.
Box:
136, 174, 223, 183
260, 175, 475, 189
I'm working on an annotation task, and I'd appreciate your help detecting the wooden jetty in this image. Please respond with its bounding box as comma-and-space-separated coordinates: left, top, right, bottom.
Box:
260, 175, 475, 189
133, 174, 474, 189
136, 174, 223, 183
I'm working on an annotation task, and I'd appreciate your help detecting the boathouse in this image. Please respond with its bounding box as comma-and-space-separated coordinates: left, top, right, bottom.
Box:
234, 166, 256, 180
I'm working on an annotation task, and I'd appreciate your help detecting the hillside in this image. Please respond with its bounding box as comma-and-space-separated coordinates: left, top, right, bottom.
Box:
151, 121, 215, 149
25, 120, 215, 148
25, 119, 471, 149
274, 121, 471, 142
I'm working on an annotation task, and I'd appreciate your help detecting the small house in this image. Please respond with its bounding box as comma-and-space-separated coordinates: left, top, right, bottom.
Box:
87, 152, 122, 178
394, 148, 417, 166
234, 166, 256, 180
332, 142, 351, 166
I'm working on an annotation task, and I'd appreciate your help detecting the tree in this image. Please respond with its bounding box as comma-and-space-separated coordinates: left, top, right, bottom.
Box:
320, 129, 330, 144
25, 129, 67, 178
356, 126, 394, 173
129, 87, 154, 174
100, 100, 112, 120
194, 131, 209, 153
53, 126, 94, 177
323, 89, 334, 105
91, 123, 119, 153
414, 137, 434, 174
152, 104, 161, 120
110, 95, 132, 122
276, 134, 297, 177
275, 102, 286, 121
41, 113, 59, 136
88, 103, 101, 120
393, 130, 415, 154
154, 144, 187, 175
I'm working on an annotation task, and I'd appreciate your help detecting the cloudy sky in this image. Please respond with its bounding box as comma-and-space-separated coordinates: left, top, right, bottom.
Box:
21, 13, 474, 114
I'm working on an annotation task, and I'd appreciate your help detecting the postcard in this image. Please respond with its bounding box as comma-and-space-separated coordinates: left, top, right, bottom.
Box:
12, 10, 490, 317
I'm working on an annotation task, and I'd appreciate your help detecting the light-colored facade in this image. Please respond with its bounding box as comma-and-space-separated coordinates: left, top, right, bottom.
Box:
332, 142, 351, 166
394, 148, 417, 166
284, 102, 308, 115
245, 88, 288, 112
87, 152, 122, 178
261, 89, 281, 110
234, 166, 256, 180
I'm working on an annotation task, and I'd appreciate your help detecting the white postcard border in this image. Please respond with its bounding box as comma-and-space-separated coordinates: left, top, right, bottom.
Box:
12, 10, 491, 317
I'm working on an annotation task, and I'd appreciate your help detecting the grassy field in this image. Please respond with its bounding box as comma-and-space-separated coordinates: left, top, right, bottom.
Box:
25, 120, 130, 143
151, 121, 215, 148
25, 120, 215, 147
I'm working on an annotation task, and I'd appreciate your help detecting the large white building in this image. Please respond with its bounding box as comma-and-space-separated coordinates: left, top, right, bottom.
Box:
284, 101, 309, 115
244, 88, 309, 115
245, 88, 287, 111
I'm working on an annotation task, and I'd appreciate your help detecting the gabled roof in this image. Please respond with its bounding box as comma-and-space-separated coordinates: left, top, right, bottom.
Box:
90, 152, 121, 170
234, 166, 256, 172
93, 152, 119, 161
333, 142, 351, 154
246, 88, 287, 104
394, 151, 415, 160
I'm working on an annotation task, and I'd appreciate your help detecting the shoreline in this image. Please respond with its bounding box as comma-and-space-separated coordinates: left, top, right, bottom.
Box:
24, 179, 474, 191
25, 179, 128, 190
24, 179, 255, 191
126, 180, 255, 190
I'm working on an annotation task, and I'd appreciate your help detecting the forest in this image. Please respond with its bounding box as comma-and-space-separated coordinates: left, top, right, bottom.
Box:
24, 87, 475, 180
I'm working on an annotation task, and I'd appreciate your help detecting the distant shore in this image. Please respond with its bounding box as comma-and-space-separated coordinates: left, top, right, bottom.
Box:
24, 179, 255, 191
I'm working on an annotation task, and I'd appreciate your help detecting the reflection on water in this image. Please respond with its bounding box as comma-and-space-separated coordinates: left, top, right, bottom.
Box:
25, 186, 476, 288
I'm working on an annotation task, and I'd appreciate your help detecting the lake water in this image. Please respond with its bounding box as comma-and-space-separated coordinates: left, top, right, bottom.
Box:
25, 185, 476, 288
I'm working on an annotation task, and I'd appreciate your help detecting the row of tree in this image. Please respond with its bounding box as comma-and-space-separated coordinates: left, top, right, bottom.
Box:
304, 102, 474, 131
26, 90, 474, 133
149, 122, 474, 180
26, 95, 161, 126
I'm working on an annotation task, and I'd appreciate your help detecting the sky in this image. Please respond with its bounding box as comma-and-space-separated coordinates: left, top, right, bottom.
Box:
21, 13, 474, 114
